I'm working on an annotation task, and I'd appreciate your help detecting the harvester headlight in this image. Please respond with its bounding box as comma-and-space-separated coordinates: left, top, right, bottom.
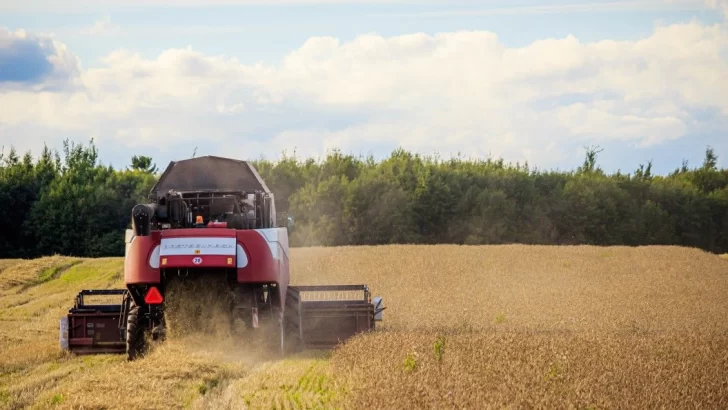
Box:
149, 245, 160, 268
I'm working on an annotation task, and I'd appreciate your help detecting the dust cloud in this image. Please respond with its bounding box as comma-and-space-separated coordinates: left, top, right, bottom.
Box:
158, 275, 281, 366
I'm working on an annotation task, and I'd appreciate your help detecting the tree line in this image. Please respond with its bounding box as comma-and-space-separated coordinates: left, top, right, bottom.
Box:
1, 139, 726, 258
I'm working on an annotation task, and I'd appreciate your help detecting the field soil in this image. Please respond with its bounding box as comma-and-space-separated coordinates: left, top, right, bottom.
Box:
1, 245, 727, 409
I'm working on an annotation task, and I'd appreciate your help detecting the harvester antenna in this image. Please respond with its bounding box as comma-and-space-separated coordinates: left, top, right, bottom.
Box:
192, 146, 197, 158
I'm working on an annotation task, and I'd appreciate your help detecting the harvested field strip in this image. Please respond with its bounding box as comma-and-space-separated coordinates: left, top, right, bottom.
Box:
0, 256, 81, 290
28, 341, 250, 410
0, 259, 22, 274
222, 352, 346, 409
0, 258, 124, 379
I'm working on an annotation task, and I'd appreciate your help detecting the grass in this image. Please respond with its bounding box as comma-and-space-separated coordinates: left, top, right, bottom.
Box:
1, 245, 727, 408
0, 256, 80, 290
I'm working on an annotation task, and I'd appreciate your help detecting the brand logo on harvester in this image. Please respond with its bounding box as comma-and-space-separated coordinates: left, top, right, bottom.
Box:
163, 243, 233, 249
192, 257, 202, 265
159, 237, 236, 258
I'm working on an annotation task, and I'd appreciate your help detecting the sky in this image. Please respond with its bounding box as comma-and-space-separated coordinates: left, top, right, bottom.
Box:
0, 0, 727, 174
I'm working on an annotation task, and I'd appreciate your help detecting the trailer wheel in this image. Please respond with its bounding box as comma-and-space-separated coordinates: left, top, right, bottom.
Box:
126, 301, 146, 360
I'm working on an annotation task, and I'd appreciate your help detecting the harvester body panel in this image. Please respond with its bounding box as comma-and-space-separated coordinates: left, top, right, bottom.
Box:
237, 228, 290, 284
150, 155, 271, 196
123, 227, 289, 285
124, 232, 160, 284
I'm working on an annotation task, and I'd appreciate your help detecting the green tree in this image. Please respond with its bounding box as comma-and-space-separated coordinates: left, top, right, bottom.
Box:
25, 140, 155, 256
1, 140, 727, 256
130, 155, 158, 174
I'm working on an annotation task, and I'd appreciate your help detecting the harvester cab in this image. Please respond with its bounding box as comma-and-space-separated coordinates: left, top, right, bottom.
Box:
60, 156, 384, 359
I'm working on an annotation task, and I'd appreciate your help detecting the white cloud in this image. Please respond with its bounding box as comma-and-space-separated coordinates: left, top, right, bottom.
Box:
0, 27, 82, 91
707, 0, 728, 16
0, 20, 727, 169
381, 0, 711, 18
80, 16, 121, 36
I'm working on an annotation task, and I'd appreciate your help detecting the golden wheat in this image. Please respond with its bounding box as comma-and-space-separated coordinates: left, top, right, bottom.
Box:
0, 259, 23, 274
332, 330, 728, 409
291, 245, 728, 335
294, 245, 728, 409
1, 245, 727, 409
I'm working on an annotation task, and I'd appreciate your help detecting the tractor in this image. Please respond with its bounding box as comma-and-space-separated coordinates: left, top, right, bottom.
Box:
59, 155, 384, 359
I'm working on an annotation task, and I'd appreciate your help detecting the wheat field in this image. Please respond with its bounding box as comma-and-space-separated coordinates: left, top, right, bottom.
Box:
1, 245, 727, 409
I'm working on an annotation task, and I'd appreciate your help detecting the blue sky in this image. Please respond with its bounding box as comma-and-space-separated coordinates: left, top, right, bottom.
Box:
3, 1, 722, 65
0, 0, 726, 174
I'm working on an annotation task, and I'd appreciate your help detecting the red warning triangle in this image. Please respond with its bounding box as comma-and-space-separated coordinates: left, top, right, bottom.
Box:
144, 286, 164, 304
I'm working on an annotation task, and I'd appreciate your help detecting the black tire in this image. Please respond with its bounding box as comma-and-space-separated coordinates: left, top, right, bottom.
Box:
126, 301, 146, 360
281, 311, 302, 355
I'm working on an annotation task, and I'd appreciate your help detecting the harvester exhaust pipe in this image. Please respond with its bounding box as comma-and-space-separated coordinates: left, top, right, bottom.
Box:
131, 203, 158, 236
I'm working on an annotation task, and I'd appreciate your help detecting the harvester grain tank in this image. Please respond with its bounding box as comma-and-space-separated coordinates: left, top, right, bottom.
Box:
60, 156, 384, 359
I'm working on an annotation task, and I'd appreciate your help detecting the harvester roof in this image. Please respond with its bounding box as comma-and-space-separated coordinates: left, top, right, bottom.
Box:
150, 156, 270, 198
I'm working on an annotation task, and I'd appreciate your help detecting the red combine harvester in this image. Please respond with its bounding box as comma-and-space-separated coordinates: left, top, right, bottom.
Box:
59, 156, 384, 359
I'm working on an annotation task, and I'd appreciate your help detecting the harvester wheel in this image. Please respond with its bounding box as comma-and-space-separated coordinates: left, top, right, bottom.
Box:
126, 301, 146, 360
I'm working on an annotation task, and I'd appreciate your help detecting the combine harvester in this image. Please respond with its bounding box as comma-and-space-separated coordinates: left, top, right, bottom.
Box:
60, 156, 384, 359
